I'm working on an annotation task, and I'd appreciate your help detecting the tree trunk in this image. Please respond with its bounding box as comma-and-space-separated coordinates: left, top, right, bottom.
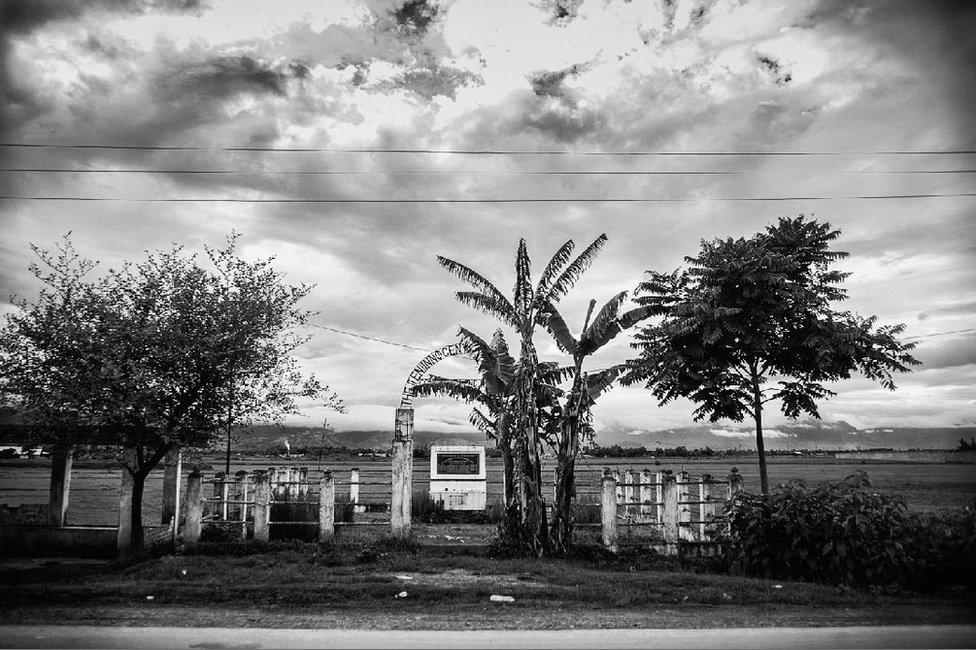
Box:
549, 419, 577, 553
119, 444, 170, 554
499, 429, 520, 543
550, 368, 585, 554
129, 471, 147, 551
512, 339, 548, 556
752, 382, 769, 495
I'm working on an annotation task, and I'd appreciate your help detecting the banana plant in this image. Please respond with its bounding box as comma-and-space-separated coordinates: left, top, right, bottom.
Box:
437, 235, 607, 554
540, 291, 655, 553
411, 327, 568, 531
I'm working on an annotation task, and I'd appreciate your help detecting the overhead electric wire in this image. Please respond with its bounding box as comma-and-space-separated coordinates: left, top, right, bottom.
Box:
308, 322, 971, 353
309, 324, 431, 352
2, 142, 975, 156
4, 167, 976, 176
1, 193, 974, 203
904, 328, 976, 341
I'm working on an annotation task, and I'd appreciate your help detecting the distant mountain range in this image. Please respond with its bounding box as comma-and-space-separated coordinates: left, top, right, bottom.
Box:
233, 426, 484, 453
591, 420, 976, 451
238, 420, 975, 452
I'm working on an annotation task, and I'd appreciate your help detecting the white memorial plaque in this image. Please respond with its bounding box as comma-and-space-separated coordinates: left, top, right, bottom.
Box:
429, 445, 487, 510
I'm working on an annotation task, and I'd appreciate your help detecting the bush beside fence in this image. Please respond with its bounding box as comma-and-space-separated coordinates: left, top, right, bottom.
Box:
721, 471, 976, 590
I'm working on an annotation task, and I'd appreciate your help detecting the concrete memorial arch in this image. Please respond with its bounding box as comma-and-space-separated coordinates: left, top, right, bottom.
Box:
390, 342, 474, 538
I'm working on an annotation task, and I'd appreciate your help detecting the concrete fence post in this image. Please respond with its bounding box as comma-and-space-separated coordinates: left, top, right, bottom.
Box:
183, 469, 203, 546
622, 469, 634, 523
161, 449, 182, 539
727, 467, 743, 498
264, 466, 275, 494
677, 470, 694, 542
639, 469, 653, 518
699, 474, 714, 541
655, 470, 665, 522
287, 467, 300, 501
48, 444, 74, 527
209, 471, 222, 519
232, 470, 247, 519
661, 470, 678, 556
613, 468, 623, 506
319, 471, 335, 544
601, 469, 618, 553
253, 470, 270, 543
234, 470, 248, 538
349, 467, 362, 513
391, 442, 413, 539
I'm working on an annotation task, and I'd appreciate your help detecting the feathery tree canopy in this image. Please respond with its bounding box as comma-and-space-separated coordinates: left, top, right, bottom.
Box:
623, 216, 919, 494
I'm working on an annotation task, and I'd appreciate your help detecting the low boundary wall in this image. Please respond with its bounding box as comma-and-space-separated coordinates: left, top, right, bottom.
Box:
0, 524, 172, 558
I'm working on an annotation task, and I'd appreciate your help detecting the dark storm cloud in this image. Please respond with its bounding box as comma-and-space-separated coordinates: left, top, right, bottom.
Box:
392, 0, 439, 36
0, 0, 207, 142
801, 0, 976, 147
0, 0, 205, 34
260, 1, 477, 103
541, 0, 583, 24
756, 54, 792, 85
519, 99, 608, 143
382, 64, 481, 100
38, 49, 306, 154
528, 64, 584, 99
158, 55, 290, 98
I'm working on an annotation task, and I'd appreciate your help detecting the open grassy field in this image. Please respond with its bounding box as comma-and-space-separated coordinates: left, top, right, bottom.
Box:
0, 542, 974, 629
1, 455, 974, 526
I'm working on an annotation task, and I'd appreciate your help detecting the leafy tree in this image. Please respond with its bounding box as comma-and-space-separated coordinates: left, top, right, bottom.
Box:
437, 235, 607, 554
0, 235, 342, 550
540, 292, 652, 552
623, 216, 919, 494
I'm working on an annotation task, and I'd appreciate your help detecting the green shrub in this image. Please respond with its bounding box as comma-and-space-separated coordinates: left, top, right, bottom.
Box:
198, 523, 247, 544
901, 506, 976, 591
722, 471, 975, 590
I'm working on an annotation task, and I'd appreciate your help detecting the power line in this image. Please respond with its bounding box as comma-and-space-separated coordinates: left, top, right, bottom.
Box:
309, 322, 971, 353
4, 168, 975, 176
905, 328, 976, 341
309, 324, 431, 352
2, 142, 975, 155
1, 193, 975, 203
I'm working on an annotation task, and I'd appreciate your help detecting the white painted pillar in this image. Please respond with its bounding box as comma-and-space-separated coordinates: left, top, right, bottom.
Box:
391, 406, 414, 539
601, 470, 618, 553
48, 444, 74, 527
319, 471, 335, 544
660, 470, 678, 556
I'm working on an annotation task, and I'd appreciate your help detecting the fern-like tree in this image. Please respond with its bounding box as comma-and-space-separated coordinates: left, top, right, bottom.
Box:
437, 235, 607, 554
622, 216, 919, 494
540, 292, 653, 552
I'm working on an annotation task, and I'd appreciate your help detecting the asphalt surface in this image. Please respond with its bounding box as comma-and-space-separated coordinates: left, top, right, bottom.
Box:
2, 625, 975, 649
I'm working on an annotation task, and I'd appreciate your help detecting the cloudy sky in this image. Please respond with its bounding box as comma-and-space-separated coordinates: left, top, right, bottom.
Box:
1, 0, 974, 438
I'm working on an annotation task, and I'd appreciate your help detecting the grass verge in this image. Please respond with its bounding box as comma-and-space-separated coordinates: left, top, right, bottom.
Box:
1, 541, 974, 630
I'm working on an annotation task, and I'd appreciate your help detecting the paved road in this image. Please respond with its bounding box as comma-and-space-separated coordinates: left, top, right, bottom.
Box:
2, 625, 975, 649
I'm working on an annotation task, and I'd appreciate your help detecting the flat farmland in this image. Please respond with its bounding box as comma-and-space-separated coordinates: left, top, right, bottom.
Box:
1, 456, 973, 526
